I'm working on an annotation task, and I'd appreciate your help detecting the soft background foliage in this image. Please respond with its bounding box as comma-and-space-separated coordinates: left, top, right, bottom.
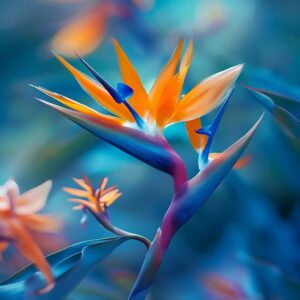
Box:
1, 0, 300, 299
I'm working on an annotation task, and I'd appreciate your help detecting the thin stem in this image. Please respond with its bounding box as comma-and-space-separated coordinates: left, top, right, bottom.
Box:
109, 225, 151, 249
88, 208, 151, 249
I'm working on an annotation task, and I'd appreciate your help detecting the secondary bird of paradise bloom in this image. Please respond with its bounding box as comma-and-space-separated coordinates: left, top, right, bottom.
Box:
0, 179, 61, 293
32, 39, 243, 186
50, 0, 154, 57
51, 2, 121, 58
64, 176, 151, 248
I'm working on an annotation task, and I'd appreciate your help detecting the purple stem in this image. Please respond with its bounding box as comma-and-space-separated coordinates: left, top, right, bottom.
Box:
127, 189, 186, 300
88, 208, 151, 249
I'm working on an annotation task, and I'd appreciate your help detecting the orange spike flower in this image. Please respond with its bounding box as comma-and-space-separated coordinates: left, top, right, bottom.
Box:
64, 177, 121, 214
0, 179, 61, 293
34, 39, 243, 134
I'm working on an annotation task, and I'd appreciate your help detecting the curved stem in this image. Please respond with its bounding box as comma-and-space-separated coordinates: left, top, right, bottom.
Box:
161, 136, 188, 192
128, 201, 180, 300
88, 208, 151, 249
108, 225, 151, 249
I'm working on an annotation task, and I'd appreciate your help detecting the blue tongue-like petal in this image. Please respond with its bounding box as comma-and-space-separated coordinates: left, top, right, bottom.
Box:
196, 85, 236, 168
76, 54, 145, 129
117, 82, 134, 100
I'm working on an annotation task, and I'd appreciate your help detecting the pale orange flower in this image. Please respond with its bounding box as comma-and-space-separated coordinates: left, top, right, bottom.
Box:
64, 177, 121, 214
0, 179, 61, 293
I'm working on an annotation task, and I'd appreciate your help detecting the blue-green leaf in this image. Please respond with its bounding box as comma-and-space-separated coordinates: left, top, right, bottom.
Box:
245, 86, 300, 142
0, 237, 129, 300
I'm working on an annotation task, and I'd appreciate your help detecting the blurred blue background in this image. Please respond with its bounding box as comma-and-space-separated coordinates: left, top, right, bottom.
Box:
1, 0, 300, 299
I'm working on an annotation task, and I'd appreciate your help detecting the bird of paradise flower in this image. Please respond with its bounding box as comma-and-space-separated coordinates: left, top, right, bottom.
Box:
32, 39, 243, 186
64, 176, 151, 248
32, 39, 263, 299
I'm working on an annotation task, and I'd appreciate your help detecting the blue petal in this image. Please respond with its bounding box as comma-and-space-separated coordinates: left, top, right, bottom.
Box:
117, 82, 134, 100
77, 55, 145, 129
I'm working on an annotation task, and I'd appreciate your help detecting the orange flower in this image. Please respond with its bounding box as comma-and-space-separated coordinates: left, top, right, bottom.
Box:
64, 177, 121, 214
33, 39, 243, 134
50, 2, 120, 58
0, 179, 61, 293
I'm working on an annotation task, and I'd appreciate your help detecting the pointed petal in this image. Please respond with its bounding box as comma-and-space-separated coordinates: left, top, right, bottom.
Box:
53, 52, 134, 121
100, 177, 108, 191
155, 73, 183, 128
36, 98, 123, 127
171, 64, 243, 123
73, 178, 93, 193
101, 190, 121, 206
40, 100, 181, 176
155, 41, 194, 128
185, 118, 208, 152
16, 180, 52, 214
10, 221, 54, 289
19, 214, 62, 233
179, 39, 193, 73
63, 187, 88, 198
149, 40, 184, 120
68, 198, 96, 212
113, 39, 149, 118
32, 86, 122, 124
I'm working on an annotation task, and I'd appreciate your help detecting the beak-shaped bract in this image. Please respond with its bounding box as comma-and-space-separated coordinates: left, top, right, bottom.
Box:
33, 40, 244, 183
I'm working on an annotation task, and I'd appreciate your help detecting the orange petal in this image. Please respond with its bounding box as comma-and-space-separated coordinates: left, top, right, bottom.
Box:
53, 52, 134, 122
63, 187, 89, 197
16, 180, 52, 214
68, 198, 96, 212
171, 64, 244, 123
32, 85, 122, 123
50, 4, 108, 58
73, 178, 93, 193
149, 40, 184, 121
155, 40, 194, 128
155, 73, 183, 128
10, 219, 54, 289
19, 214, 62, 233
185, 118, 208, 152
100, 177, 108, 191
101, 190, 122, 206
179, 39, 194, 73
113, 39, 149, 118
